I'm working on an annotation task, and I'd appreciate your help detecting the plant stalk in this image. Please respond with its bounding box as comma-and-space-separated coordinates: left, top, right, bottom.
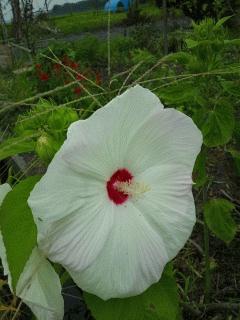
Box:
203, 187, 210, 303
204, 218, 210, 303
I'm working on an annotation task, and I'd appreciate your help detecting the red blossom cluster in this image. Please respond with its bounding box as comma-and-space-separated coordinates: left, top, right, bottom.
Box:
62, 55, 79, 70
35, 54, 103, 96
53, 63, 62, 74
35, 63, 50, 82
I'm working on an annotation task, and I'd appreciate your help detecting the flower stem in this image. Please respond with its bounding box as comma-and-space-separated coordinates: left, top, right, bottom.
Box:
203, 218, 210, 303
203, 187, 210, 303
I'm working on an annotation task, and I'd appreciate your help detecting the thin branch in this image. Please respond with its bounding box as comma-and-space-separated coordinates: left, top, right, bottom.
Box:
220, 189, 240, 206
2, 66, 239, 116
0, 81, 79, 115
188, 239, 204, 256
118, 61, 144, 95
133, 56, 166, 84
12, 300, 23, 320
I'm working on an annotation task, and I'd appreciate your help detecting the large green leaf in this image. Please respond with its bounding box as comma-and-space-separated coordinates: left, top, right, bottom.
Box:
0, 136, 36, 161
186, 39, 223, 49
204, 199, 236, 244
185, 39, 198, 49
0, 176, 40, 290
194, 102, 235, 147
163, 52, 193, 65
193, 150, 208, 188
214, 16, 232, 29
158, 82, 198, 105
84, 264, 181, 320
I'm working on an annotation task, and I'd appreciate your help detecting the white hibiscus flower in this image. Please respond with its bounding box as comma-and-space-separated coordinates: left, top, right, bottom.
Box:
0, 184, 64, 320
28, 85, 202, 300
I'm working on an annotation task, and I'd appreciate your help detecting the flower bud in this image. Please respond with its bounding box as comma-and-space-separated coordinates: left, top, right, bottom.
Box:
35, 134, 61, 164
47, 108, 78, 131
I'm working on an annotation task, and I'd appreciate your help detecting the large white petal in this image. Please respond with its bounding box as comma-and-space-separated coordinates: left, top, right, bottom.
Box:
16, 247, 64, 320
68, 85, 163, 140
67, 202, 168, 300
28, 145, 104, 223
61, 85, 164, 179
37, 195, 114, 271
125, 108, 202, 174
134, 164, 196, 259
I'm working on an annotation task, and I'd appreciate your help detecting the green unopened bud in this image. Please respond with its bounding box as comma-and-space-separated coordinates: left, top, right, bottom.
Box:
35, 134, 61, 164
48, 108, 78, 131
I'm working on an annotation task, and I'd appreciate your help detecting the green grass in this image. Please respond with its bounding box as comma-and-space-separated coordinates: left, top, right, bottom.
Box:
51, 6, 184, 35
0, 6, 184, 39
52, 10, 127, 35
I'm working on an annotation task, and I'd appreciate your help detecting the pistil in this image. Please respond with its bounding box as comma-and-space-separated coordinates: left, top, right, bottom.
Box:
115, 180, 150, 198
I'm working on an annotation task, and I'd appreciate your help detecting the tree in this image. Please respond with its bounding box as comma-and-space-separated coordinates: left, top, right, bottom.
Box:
21, 0, 36, 53
167, 0, 238, 21
0, 0, 8, 42
154, 0, 168, 55
42, 0, 54, 12
10, 0, 22, 41
162, 0, 168, 55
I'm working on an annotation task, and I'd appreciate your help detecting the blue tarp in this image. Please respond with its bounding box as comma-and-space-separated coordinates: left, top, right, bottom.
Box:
104, 0, 130, 12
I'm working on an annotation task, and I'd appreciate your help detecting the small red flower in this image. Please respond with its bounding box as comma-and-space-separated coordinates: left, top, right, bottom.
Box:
76, 73, 84, 81
74, 86, 82, 95
95, 72, 102, 85
70, 62, 79, 70
39, 72, 49, 81
35, 63, 42, 69
53, 63, 62, 73
62, 55, 70, 66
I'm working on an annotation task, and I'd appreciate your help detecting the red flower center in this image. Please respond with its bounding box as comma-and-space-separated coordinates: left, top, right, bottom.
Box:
106, 168, 133, 205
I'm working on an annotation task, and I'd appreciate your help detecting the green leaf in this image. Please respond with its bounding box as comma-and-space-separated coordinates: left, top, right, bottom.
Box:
204, 199, 236, 244
214, 16, 232, 29
84, 264, 181, 320
185, 39, 198, 49
193, 150, 208, 188
194, 102, 235, 147
159, 82, 199, 105
0, 176, 40, 291
224, 39, 240, 46
163, 52, 193, 65
0, 136, 36, 161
